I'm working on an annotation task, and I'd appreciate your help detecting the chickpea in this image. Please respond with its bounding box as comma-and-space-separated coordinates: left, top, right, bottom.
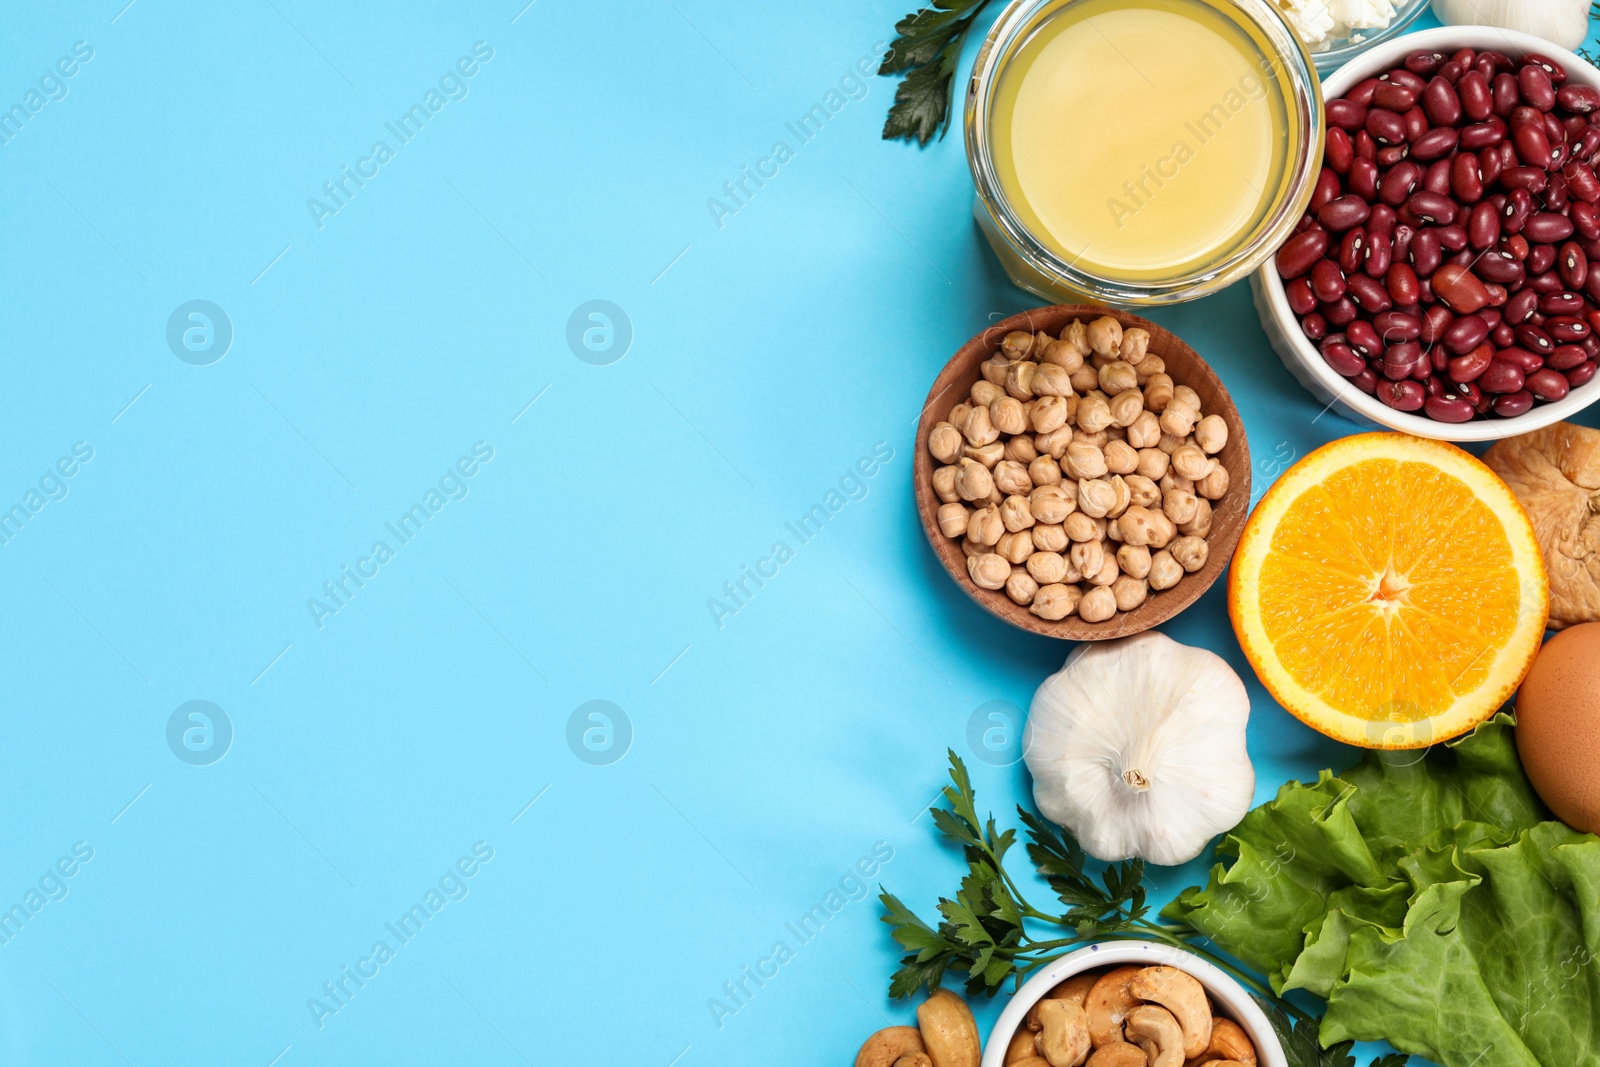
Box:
1118, 328, 1151, 365
1105, 424, 1127, 442
1104, 440, 1139, 476
1000, 330, 1034, 360
1196, 463, 1230, 501
1173, 385, 1201, 410
1035, 425, 1073, 459
1032, 522, 1068, 553
1124, 474, 1160, 508
994, 460, 1033, 496
1000, 494, 1035, 533
1148, 549, 1184, 590
1127, 410, 1162, 449
1063, 511, 1101, 543
1078, 478, 1117, 519
997, 529, 1035, 564
1078, 585, 1118, 623
1171, 535, 1209, 573
1112, 575, 1149, 611
928, 422, 962, 464
960, 405, 995, 447
1068, 365, 1101, 394
1159, 470, 1194, 496
1065, 441, 1108, 480
1087, 316, 1123, 358
965, 443, 1005, 471
988, 397, 1026, 436
1157, 432, 1186, 456
1119, 505, 1176, 548
1006, 361, 1038, 400
1171, 443, 1214, 481
1159, 404, 1196, 438
1086, 549, 1120, 587
1117, 543, 1152, 579
971, 380, 1003, 407
1076, 394, 1113, 433
961, 535, 986, 558
1194, 414, 1228, 454
1026, 550, 1068, 585
968, 552, 1010, 590
932, 465, 959, 503
948, 402, 973, 429
1179, 496, 1213, 537
957, 458, 996, 503
1061, 318, 1089, 352
1143, 373, 1175, 413
1162, 488, 1200, 526
1032, 363, 1073, 397
1109, 390, 1144, 428
968, 504, 1004, 545
1135, 354, 1166, 384
1040, 338, 1084, 372
1030, 484, 1074, 524
1136, 448, 1170, 481
1075, 428, 1109, 449
1069, 539, 1104, 579
1105, 516, 1123, 543
980, 355, 1010, 386
1034, 330, 1054, 353
1029, 455, 1062, 487
1098, 361, 1139, 395
1105, 475, 1131, 518
1004, 435, 1039, 464
1030, 583, 1081, 621
937, 503, 971, 539
1006, 568, 1039, 606
1031, 395, 1069, 434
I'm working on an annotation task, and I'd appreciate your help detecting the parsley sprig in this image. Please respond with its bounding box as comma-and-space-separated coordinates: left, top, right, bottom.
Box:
878, 0, 997, 144
880, 752, 1407, 1067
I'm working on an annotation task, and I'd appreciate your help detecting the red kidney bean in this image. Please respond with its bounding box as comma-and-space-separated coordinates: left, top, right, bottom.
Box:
1560, 241, 1589, 289
1566, 162, 1600, 202
1460, 119, 1507, 149
1349, 78, 1381, 107
1444, 313, 1491, 353
1479, 358, 1526, 393
1579, 128, 1600, 163
1367, 108, 1406, 145
1493, 390, 1534, 416
1482, 307, 1503, 330
1378, 161, 1420, 205
1348, 157, 1380, 201
1311, 167, 1341, 211
1320, 195, 1371, 232
1516, 323, 1556, 355
1510, 104, 1543, 131
1501, 166, 1549, 193
1449, 342, 1495, 382
1486, 282, 1509, 307
1549, 343, 1589, 370
1568, 361, 1598, 387
1353, 367, 1379, 394
1368, 202, 1397, 236
1432, 263, 1491, 312
1328, 99, 1369, 131
1407, 191, 1457, 226
1585, 333, 1600, 358
1327, 128, 1354, 174
1450, 153, 1484, 203
1311, 259, 1347, 302
1506, 288, 1541, 323
1519, 64, 1556, 110
1526, 213, 1576, 244
1338, 228, 1366, 273
1347, 319, 1382, 358
1529, 243, 1558, 275
1492, 323, 1517, 347
1347, 273, 1392, 313
1377, 379, 1427, 410
1550, 315, 1591, 342
1277, 228, 1329, 277
1301, 312, 1328, 340
1500, 346, 1546, 373
1548, 174, 1572, 212
1384, 340, 1424, 379
1386, 262, 1420, 305
1377, 144, 1411, 167
1574, 201, 1600, 239
1506, 233, 1530, 259
1411, 229, 1443, 275
1459, 70, 1492, 121
1492, 72, 1520, 118
1468, 201, 1501, 248
1543, 290, 1586, 315
1422, 76, 1462, 127
1436, 224, 1469, 252
1364, 233, 1392, 278
1393, 223, 1416, 262
1423, 158, 1454, 196
1527, 54, 1567, 84
1324, 297, 1359, 327
1529, 270, 1564, 293
1321, 338, 1365, 376
1566, 113, 1590, 142
1480, 146, 1505, 188
1559, 85, 1600, 113
1439, 59, 1465, 83
1527, 367, 1571, 400
1426, 391, 1478, 421
1408, 50, 1448, 77
1503, 188, 1533, 233
1387, 69, 1427, 92
1475, 250, 1525, 286
1590, 310, 1600, 335
1514, 122, 1554, 170
1373, 309, 1422, 342
1412, 127, 1460, 161
1402, 105, 1428, 142
1374, 82, 1418, 111
1355, 130, 1378, 162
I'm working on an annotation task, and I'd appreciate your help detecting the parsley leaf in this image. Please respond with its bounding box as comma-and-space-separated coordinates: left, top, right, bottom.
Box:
878, 0, 995, 144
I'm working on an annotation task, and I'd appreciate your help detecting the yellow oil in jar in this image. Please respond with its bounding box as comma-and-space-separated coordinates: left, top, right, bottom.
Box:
990, 0, 1291, 280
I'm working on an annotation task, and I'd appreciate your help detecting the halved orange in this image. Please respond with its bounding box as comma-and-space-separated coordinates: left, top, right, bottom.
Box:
1230, 433, 1547, 749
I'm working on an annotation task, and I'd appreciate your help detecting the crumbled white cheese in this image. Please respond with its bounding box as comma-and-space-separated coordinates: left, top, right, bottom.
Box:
1274, 0, 1398, 50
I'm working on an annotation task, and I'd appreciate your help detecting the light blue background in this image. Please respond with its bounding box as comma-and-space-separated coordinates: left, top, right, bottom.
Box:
3, 3, 1598, 1065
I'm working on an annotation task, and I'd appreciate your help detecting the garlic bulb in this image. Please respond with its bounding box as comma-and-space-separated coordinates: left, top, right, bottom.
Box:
1430, 0, 1590, 50
1023, 631, 1254, 866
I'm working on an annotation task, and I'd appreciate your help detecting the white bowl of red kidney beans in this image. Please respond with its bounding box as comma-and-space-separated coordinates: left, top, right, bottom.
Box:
1254, 27, 1600, 440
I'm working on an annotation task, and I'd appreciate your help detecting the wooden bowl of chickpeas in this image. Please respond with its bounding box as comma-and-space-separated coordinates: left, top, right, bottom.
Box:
914, 305, 1250, 640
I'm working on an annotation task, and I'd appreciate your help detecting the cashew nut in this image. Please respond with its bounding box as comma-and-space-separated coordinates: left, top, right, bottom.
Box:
1005, 1027, 1041, 1064
1008, 1060, 1053, 1067
1187, 1018, 1256, 1067
855, 1026, 927, 1067
917, 989, 981, 1067
1033, 999, 1091, 1067
1124, 1005, 1184, 1067
894, 1056, 934, 1067
1129, 966, 1212, 1059
1084, 966, 1143, 1047
1087, 1042, 1149, 1067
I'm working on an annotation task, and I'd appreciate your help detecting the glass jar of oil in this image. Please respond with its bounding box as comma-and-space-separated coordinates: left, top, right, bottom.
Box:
966, 0, 1323, 306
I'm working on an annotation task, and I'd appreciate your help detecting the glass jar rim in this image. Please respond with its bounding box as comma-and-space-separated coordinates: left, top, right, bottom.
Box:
965, 0, 1324, 306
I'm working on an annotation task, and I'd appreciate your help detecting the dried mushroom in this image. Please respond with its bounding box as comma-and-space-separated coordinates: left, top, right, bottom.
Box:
1484, 422, 1600, 629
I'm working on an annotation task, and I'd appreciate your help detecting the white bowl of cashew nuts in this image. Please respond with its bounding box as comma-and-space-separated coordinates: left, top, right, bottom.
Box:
981, 941, 1288, 1067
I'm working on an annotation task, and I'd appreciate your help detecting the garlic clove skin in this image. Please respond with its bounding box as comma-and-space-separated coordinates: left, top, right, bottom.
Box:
1023, 631, 1255, 867
1430, 0, 1590, 51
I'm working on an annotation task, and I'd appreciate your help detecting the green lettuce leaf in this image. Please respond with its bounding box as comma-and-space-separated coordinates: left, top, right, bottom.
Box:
1166, 716, 1600, 1067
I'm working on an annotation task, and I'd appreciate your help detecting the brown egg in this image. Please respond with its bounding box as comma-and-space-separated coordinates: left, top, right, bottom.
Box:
1516, 622, 1600, 834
